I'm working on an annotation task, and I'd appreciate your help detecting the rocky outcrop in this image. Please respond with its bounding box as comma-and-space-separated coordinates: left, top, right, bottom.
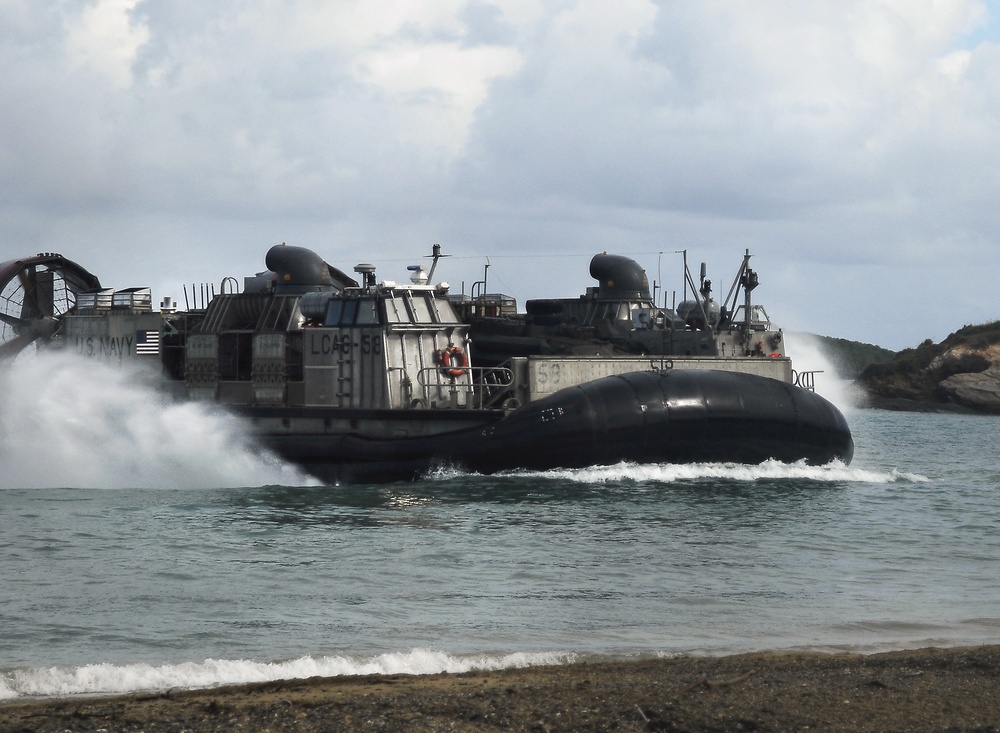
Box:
856, 324, 1000, 413
935, 364, 1000, 411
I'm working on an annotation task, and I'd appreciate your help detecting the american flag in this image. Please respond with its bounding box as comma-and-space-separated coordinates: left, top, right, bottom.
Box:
135, 330, 160, 355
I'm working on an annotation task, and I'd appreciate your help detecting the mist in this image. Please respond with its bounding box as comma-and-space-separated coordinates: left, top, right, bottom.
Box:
0, 352, 317, 489
783, 332, 862, 415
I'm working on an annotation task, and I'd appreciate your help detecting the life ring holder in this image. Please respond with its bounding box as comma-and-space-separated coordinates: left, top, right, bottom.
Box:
438, 344, 469, 378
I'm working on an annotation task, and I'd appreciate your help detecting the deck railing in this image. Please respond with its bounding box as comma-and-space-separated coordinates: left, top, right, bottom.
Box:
415, 366, 515, 409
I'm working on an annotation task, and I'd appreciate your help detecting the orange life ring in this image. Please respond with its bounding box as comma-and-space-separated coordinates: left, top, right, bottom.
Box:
769, 352, 782, 358
439, 345, 468, 377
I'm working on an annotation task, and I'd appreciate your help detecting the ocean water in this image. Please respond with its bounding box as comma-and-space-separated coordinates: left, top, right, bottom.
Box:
2, 352, 999, 700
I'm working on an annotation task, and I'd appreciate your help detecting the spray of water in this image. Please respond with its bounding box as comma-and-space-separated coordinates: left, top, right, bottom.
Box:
783, 331, 862, 414
503, 460, 927, 485
0, 351, 318, 489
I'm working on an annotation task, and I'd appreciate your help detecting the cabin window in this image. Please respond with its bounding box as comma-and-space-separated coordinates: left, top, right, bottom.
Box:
407, 293, 434, 323
324, 299, 357, 326
428, 297, 460, 324
323, 297, 380, 327
340, 299, 358, 325
325, 299, 344, 326
383, 295, 407, 324
355, 298, 380, 326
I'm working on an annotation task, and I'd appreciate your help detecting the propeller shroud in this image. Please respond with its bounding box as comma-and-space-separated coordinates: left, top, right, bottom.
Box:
0, 253, 102, 360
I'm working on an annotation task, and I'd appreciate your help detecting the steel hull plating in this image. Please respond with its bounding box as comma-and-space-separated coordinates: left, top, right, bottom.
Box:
250, 369, 853, 483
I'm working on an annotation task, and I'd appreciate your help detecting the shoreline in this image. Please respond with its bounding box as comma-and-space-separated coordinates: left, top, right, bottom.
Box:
4, 645, 1000, 732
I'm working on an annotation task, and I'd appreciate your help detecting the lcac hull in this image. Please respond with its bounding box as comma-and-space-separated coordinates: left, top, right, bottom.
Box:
251, 369, 853, 484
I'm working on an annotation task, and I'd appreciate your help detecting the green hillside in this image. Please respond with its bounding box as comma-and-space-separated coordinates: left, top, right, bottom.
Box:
853, 320, 1000, 411
809, 334, 897, 379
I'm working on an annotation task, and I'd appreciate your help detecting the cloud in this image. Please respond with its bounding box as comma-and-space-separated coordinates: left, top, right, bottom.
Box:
1, 0, 999, 349
67, 0, 149, 87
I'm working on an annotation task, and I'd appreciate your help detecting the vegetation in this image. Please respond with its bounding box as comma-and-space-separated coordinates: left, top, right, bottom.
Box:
857, 321, 1000, 379
808, 334, 896, 379
814, 321, 1000, 381
853, 320, 1000, 408
937, 320, 1000, 350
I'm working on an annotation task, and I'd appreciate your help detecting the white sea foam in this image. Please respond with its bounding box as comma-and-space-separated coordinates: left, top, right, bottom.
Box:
783, 331, 863, 414
516, 459, 929, 484
0, 351, 318, 489
0, 649, 574, 700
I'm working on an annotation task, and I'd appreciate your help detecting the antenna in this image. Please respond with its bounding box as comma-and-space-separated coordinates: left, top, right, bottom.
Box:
426, 243, 450, 282
675, 250, 687, 301
655, 251, 663, 308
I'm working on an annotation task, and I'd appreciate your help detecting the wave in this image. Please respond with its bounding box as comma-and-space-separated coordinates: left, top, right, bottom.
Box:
0, 351, 318, 489
0, 649, 574, 701
546, 459, 929, 484
465, 459, 930, 485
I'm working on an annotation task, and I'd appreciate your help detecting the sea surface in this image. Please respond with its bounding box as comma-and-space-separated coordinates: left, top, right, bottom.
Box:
2, 350, 999, 700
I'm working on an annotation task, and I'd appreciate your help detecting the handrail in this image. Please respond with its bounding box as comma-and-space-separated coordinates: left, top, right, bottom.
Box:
415, 366, 515, 409
792, 369, 822, 392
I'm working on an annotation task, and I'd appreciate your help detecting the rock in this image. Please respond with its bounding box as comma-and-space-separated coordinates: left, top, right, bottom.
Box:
928, 349, 991, 377
935, 366, 1000, 411
856, 322, 1000, 413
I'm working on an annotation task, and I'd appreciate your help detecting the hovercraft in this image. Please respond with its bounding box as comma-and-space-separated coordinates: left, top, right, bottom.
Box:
0, 244, 853, 482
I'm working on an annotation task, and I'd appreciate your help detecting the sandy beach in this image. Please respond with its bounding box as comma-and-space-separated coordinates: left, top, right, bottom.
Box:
3, 645, 1000, 732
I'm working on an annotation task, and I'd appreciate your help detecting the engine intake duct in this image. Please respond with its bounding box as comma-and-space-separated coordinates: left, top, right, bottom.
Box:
589, 254, 651, 300
263, 244, 359, 294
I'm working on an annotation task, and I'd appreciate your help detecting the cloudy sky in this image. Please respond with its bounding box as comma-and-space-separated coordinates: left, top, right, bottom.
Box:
3, 0, 999, 350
